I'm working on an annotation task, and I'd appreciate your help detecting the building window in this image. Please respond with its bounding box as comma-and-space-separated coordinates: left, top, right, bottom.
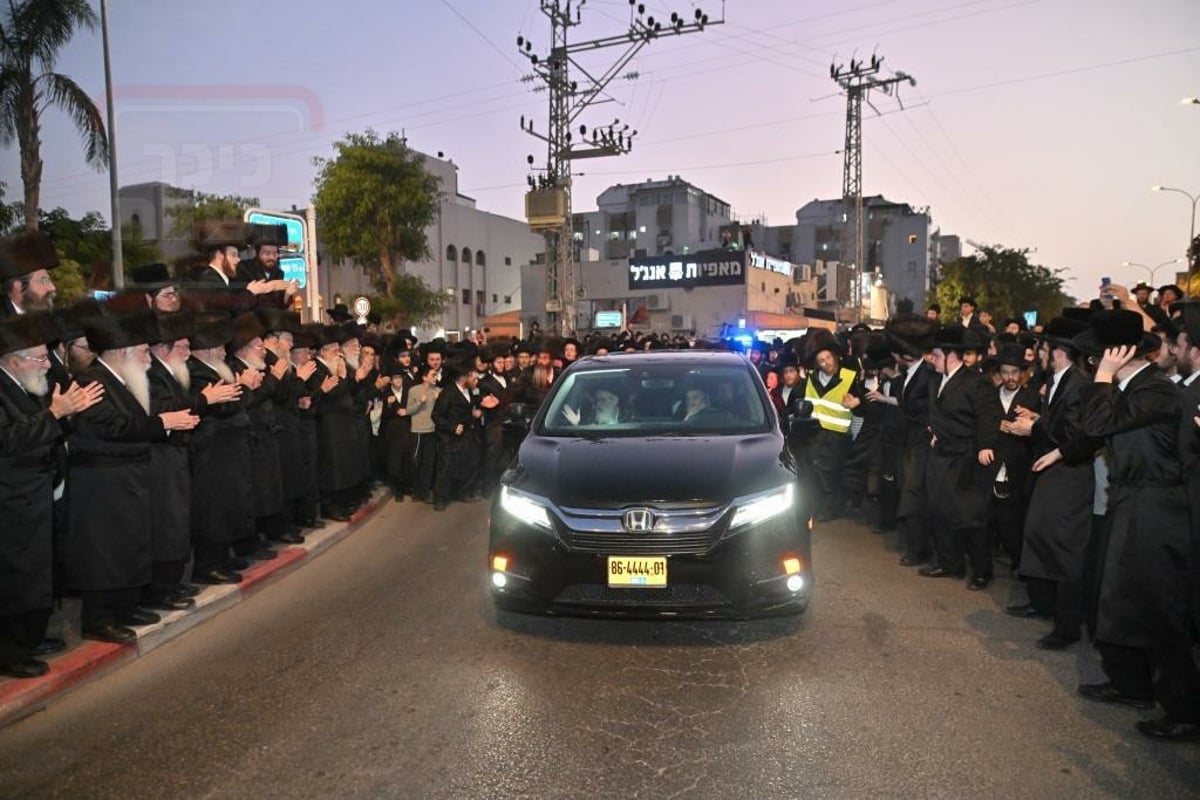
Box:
130, 212, 142, 229
504, 295, 512, 304
476, 251, 486, 267
476, 290, 485, 306
492, 293, 498, 303
504, 256, 512, 266
462, 289, 470, 305
462, 247, 472, 265
446, 245, 457, 261
907, 234, 918, 244
907, 260, 917, 275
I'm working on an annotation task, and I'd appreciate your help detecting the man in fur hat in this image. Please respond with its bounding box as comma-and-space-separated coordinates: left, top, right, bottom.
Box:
184, 221, 287, 312
886, 314, 941, 566
0, 315, 103, 676
67, 311, 200, 643
1005, 313, 1100, 646
187, 311, 262, 584
229, 312, 296, 549
915, 327, 1002, 589
1075, 309, 1200, 740
145, 309, 242, 610
0, 232, 59, 318
129, 263, 182, 314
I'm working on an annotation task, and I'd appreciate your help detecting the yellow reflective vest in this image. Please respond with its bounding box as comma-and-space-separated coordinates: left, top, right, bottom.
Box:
805, 368, 857, 434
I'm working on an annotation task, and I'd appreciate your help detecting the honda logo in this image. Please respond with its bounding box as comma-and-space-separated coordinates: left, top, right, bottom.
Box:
622, 508, 655, 533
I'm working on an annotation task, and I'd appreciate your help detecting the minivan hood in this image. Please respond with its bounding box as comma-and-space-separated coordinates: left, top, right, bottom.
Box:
512, 433, 788, 507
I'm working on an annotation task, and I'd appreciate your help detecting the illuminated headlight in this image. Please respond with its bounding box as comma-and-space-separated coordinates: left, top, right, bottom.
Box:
729, 483, 795, 529
786, 574, 805, 593
492, 572, 508, 589
499, 486, 552, 530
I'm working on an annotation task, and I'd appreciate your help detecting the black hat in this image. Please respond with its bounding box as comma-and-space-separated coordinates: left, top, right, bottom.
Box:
1001, 317, 1027, 331
514, 340, 533, 355
932, 326, 985, 353
1158, 284, 1184, 301
958, 296, 977, 309
849, 322, 872, 335
1131, 281, 1153, 293
195, 219, 248, 250
58, 299, 103, 342
230, 312, 266, 351
0, 314, 48, 356
1071, 309, 1161, 357
256, 308, 300, 336
1040, 316, 1090, 349
885, 314, 938, 357
996, 342, 1031, 369
0, 232, 59, 280
326, 303, 352, 323
83, 308, 159, 353
129, 262, 174, 290
366, 311, 382, 326
774, 351, 801, 371
1176, 301, 1200, 343
339, 321, 362, 343
189, 311, 233, 350
247, 223, 288, 248
156, 310, 194, 344
804, 329, 841, 365
294, 323, 321, 352
862, 334, 895, 371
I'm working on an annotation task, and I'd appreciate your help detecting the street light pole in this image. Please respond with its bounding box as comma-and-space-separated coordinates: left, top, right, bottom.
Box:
101, 0, 123, 288
1121, 258, 1186, 286
1151, 185, 1198, 271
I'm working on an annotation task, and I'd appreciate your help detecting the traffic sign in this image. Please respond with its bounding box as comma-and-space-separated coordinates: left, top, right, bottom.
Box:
279, 256, 307, 288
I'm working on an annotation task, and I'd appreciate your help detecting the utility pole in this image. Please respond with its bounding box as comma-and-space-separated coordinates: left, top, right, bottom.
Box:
519, 0, 721, 335
830, 54, 915, 322
101, 0, 123, 288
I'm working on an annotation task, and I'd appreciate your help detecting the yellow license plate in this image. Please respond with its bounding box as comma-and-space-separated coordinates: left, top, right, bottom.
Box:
607, 556, 667, 588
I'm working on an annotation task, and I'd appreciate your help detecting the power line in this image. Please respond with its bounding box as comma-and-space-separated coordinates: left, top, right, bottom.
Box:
438, 0, 526, 72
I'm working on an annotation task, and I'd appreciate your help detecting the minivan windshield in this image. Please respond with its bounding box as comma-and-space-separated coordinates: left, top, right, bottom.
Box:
539, 362, 771, 436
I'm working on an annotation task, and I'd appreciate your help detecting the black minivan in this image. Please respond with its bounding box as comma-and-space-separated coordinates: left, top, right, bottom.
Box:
487, 350, 813, 618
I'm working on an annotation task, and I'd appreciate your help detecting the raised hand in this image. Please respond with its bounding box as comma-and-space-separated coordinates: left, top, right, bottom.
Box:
270, 357, 289, 380
50, 381, 105, 419
296, 361, 317, 382
159, 410, 201, 431
237, 368, 264, 390
202, 382, 242, 405
321, 375, 340, 394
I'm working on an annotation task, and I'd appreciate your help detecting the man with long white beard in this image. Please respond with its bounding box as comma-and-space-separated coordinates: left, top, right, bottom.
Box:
144, 310, 241, 610
0, 315, 103, 677
187, 311, 266, 584
67, 311, 199, 644
0, 232, 59, 319
228, 312, 295, 549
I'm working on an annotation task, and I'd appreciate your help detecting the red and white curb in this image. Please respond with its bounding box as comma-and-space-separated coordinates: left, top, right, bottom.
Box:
0, 490, 390, 729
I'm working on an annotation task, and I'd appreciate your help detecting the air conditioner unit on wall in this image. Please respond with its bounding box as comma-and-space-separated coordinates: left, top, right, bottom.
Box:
670, 313, 694, 331
645, 293, 670, 310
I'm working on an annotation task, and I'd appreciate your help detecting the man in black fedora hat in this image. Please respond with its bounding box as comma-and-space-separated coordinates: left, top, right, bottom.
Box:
986, 343, 1041, 577
0, 315, 103, 676
958, 296, 988, 334
67, 310, 201, 643
916, 326, 1002, 588
185, 221, 286, 312
325, 303, 352, 324
885, 314, 941, 566
1073, 308, 1200, 740
0, 232, 59, 319
1006, 313, 1100, 645
129, 263, 182, 314
237, 224, 298, 310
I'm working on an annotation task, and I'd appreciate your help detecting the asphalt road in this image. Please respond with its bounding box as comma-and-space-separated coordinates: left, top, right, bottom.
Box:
1, 499, 1197, 799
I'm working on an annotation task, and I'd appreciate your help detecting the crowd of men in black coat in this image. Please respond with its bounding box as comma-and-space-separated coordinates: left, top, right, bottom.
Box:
2, 226, 1196, 741
756, 290, 1199, 742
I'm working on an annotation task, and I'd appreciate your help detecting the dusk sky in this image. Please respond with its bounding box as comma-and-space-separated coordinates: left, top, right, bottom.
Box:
6, 0, 1199, 300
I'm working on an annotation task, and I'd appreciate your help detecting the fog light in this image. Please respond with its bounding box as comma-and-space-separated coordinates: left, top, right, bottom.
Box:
786, 574, 804, 593
782, 557, 802, 575
491, 555, 508, 572
492, 572, 508, 589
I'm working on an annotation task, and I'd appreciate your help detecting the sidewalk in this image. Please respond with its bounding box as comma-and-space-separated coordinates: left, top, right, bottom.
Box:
0, 489, 390, 729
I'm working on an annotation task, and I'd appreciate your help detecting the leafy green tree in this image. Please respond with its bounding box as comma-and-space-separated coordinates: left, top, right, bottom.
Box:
165, 189, 260, 248
0, 0, 108, 232
930, 245, 1075, 325
36, 207, 161, 289
312, 130, 442, 295
51, 256, 85, 305
369, 272, 449, 328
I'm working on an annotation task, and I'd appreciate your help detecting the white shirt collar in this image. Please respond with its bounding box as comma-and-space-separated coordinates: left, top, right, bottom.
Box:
209, 264, 230, 286
0, 364, 26, 393
1117, 362, 1152, 392
942, 362, 963, 384
154, 353, 176, 379
1183, 371, 1200, 388
97, 356, 127, 386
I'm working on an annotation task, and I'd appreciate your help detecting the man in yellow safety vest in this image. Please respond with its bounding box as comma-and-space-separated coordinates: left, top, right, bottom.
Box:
800, 330, 865, 521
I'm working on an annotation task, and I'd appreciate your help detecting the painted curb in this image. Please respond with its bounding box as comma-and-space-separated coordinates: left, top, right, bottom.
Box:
0, 490, 389, 729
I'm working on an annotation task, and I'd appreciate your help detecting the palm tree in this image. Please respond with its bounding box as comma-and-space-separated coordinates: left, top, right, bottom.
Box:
0, 0, 108, 232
